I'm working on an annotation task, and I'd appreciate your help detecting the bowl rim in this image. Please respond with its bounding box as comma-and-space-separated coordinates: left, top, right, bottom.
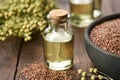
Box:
85, 13, 120, 58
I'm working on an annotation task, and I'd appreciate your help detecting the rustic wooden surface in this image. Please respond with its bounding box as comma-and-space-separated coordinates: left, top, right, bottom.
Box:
0, 0, 120, 80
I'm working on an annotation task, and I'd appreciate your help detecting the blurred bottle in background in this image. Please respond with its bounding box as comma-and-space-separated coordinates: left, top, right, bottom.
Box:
69, 0, 94, 28
94, 0, 102, 18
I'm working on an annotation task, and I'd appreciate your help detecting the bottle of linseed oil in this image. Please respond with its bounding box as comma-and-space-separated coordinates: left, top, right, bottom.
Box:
42, 9, 74, 70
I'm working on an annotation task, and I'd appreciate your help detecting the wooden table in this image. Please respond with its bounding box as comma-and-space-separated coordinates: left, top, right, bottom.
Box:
0, 0, 120, 80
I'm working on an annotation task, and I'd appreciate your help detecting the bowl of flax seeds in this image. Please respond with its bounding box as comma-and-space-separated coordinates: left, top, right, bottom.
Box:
84, 13, 120, 80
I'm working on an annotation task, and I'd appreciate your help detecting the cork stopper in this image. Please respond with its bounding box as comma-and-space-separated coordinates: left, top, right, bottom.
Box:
49, 9, 68, 20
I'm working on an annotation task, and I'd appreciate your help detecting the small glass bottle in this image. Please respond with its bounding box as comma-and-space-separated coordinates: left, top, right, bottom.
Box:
69, 0, 94, 28
42, 9, 74, 70
94, 0, 102, 18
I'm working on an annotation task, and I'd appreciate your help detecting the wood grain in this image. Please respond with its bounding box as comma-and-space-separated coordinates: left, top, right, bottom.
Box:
16, 33, 44, 66
0, 37, 22, 80
73, 27, 92, 71
15, 33, 44, 80
102, 0, 120, 16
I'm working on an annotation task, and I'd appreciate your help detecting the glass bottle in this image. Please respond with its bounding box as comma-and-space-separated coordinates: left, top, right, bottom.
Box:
42, 9, 74, 70
69, 0, 94, 28
94, 0, 102, 18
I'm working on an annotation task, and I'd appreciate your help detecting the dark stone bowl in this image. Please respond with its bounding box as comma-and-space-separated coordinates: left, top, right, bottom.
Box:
84, 13, 120, 80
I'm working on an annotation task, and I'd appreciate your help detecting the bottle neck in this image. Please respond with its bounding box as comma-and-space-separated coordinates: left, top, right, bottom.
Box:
42, 15, 73, 42
48, 18, 69, 31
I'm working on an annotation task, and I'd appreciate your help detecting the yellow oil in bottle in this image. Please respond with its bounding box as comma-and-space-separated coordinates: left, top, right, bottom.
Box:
70, 0, 94, 27
44, 40, 73, 70
42, 26, 74, 70
42, 9, 74, 70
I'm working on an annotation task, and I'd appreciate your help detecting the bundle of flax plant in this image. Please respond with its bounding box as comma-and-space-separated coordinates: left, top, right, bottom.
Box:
0, 0, 55, 41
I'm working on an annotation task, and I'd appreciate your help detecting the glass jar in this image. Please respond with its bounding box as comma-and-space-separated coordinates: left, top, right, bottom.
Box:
42, 9, 74, 70
69, 0, 94, 28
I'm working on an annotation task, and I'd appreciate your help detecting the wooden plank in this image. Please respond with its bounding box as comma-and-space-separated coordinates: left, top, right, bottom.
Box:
110, 0, 120, 14
102, 0, 120, 16
16, 33, 43, 66
0, 37, 22, 80
73, 28, 92, 70
55, 0, 70, 12
15, 33, 44, 80
102, 0, 113, 16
